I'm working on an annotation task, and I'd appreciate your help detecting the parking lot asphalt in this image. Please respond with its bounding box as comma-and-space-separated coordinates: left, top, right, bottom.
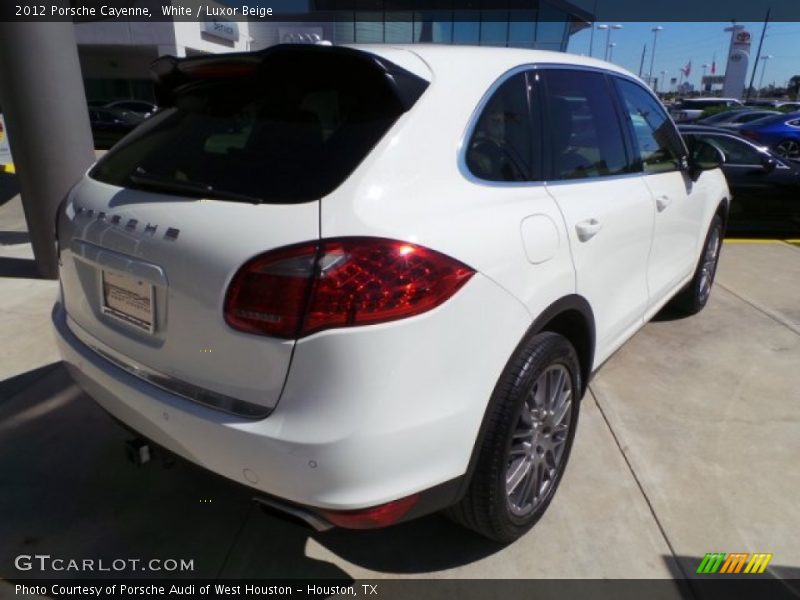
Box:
1, 183, 798, 593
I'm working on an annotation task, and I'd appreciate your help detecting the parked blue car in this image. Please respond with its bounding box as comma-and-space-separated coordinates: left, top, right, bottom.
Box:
739, 111, 800, 161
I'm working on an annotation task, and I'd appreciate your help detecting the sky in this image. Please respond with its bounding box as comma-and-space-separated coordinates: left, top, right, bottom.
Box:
567, 21, 800, 92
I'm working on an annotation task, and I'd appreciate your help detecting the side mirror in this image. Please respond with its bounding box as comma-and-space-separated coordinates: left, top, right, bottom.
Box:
687, 139, 725, 182
760, 154, 777, 174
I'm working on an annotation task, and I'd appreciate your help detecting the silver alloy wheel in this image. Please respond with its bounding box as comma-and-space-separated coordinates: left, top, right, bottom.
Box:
698, 225, 721, 304
506, 364, 573, 516
775, 140, 800, 161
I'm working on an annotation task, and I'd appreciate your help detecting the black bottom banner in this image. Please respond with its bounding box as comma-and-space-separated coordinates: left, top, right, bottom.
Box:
4, 578, 800, 600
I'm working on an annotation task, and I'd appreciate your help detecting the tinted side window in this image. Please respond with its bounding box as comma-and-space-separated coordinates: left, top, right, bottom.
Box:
542, 70, 633, 180
466, 72, 536, 182
615, 78, 685, 174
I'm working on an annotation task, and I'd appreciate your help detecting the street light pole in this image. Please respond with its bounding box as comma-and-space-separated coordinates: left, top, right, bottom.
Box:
604, 24, 622, 61
638, 43, 647, 77
588, 0, 598, 57
595, 24, 608, 59
649, 26, 663, 89
746, 8, 771, 102
608, 42, 617, 62
757, 55, 773, 98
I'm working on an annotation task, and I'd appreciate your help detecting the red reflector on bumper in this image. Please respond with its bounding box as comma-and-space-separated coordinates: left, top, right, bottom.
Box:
318, 494, 419, 529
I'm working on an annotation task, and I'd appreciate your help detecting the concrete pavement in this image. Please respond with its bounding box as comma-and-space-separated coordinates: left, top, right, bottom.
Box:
1, 183, 798, 592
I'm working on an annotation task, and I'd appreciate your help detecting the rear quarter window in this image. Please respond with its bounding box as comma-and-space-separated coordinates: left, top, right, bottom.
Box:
466, 71, 538, 182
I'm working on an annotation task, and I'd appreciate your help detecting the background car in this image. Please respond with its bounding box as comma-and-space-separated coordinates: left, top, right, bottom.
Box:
695, 108, 780, 129
104, 100, 158, 118
680, 124, 800, 234
739, 111, 800, 161
670, 97, 743, 123
88, 107, 143, 149
745, 99, 800, 111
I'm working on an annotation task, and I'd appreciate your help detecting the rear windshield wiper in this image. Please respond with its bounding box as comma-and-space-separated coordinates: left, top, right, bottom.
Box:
129, 168, 263, 204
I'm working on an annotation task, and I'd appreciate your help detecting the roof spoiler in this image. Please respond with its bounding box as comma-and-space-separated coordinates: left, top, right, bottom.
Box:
151, 44, 429, 112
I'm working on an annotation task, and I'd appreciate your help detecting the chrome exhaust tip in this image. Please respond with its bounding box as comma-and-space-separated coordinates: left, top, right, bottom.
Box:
252, 496, 333, 532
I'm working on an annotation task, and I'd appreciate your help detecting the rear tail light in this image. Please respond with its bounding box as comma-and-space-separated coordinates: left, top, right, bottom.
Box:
223, 243, 318, 338
318, 494, 419, 529
224, 238, 475, 339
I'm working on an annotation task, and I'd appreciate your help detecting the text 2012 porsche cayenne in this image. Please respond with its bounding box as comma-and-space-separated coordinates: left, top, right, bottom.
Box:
54, 44, 729, 542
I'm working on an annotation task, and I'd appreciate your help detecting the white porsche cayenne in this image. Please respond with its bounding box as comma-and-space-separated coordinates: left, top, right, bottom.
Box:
54, 44, 729, 542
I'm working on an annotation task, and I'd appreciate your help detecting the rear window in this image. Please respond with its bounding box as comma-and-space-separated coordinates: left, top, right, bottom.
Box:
90, 50, 427, 204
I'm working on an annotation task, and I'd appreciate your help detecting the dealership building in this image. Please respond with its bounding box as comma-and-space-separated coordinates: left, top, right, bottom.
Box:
75, 0, 591, 103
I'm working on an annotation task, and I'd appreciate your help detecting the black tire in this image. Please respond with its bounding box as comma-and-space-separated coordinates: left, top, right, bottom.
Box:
671, 214, 724, 315
774, 139, 800, 161
447, 332, 582, 543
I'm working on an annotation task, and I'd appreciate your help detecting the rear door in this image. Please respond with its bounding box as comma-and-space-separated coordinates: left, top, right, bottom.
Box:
58, 46, 429, 416
541, 69, 654, 363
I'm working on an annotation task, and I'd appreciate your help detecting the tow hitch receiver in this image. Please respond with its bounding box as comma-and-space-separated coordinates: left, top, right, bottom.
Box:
125, 438, 152, 466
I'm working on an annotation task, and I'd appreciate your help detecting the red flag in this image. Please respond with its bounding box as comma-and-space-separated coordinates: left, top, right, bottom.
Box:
711, 60, 716, 74
682, 61, 692, 77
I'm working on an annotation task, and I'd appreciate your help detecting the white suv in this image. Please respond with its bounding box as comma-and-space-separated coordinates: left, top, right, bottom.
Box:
53, 45, 729, 542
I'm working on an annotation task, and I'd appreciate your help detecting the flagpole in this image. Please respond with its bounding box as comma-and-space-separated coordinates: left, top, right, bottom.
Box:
746, 7, 771, 102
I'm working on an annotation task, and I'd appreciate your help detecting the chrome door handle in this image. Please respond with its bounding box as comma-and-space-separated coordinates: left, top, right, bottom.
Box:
575, 218, 602, 242
656, 195, 672, 212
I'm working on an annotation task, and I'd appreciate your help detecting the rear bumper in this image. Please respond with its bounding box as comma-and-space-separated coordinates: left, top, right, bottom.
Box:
52, 271, 531, 516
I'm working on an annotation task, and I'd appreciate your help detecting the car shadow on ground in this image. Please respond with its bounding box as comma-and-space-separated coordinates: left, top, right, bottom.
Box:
0, 363, 504, 584
0, 231, 30, 245
309, 516, 505, 574
651, 304, 692, 323
726, 228, 800, 240
0, 256, 40, 278
0, 173, 18, 207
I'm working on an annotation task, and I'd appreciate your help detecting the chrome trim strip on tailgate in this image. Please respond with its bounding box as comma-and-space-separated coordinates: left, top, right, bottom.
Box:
87, 345, 272, 419
87, 344, 272, 419
60, 308, 271, 419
